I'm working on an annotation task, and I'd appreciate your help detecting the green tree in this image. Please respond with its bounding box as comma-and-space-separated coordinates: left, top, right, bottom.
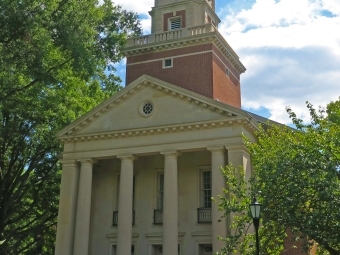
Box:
218, 99, 340, 255
0, 0, 141, 254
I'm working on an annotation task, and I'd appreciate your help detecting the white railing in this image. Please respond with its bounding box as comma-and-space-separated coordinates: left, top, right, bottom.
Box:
127, 23, 216, 47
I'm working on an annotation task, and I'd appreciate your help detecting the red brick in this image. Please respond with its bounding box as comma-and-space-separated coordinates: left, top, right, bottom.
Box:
126, 43, 242, 108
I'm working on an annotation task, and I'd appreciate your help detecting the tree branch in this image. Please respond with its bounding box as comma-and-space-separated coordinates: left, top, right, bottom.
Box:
0, 57, 73, 101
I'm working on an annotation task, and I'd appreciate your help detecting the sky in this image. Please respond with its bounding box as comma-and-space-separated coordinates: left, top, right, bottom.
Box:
113, 0, 340, 124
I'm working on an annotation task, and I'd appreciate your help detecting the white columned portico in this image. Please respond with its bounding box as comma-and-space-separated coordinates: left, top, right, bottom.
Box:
116, 155, 136, 255
208, 146, 227, 254
55, 160, 79, 255
73, 159, 96, 255
161, 151, 180, 255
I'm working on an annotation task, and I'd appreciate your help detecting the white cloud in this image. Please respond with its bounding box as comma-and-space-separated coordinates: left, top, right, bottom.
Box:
219, 0, 340, 54
217, 0, 340, 124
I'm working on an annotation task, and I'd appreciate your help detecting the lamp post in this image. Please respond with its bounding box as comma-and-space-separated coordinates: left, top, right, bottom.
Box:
249, 196, 261, 255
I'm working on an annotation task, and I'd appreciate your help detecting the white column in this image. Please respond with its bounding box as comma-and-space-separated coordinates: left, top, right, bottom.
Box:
208, 146, 227, 254
161, 151, 180, 255
73, 159, 95, 255
227, 146, 252, 254
55, 160, 79, 255
227, 147, 251, 182
116, 155, 136, 255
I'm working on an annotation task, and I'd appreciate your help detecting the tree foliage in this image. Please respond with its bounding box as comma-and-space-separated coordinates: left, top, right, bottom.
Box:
218, 99, 340, 255
0, 0, 141, 254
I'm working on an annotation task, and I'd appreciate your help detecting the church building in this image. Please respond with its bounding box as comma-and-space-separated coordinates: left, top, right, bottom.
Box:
53, 0, 305, 255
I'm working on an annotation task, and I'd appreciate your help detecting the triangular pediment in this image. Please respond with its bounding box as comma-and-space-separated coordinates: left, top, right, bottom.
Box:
57, 75, 258, 140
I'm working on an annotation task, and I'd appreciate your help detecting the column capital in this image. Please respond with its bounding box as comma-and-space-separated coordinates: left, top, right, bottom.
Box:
226, 144, 249, 154
117, 154, 138, 161
77, 158, 97, 165
59, 159, 78, 167
206, 146, 225, 153
160, 150, 181, 157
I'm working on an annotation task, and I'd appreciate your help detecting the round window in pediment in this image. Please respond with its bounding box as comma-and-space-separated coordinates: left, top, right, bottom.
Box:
139, 101, 154, 117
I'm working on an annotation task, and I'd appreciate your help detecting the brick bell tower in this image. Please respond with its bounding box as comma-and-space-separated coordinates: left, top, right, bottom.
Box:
123, 0, 246, 108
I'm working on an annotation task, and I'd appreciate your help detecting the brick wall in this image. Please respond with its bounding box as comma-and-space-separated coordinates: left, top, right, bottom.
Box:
126, 43, 242, 108
212, 53, 241, 107
126, 50, 214, 99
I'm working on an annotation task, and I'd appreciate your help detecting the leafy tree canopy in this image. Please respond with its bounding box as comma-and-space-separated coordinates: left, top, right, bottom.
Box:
218, 98, 340, 255
0, 0, 141, 254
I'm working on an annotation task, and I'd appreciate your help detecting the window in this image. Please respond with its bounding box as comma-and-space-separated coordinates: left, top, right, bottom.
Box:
199, 244, 213, 255
163, 58, 172, 68
142, 102, 153, 115
151, 245, 163, 255
170, 17, 181, 30
139, 101, 155, 117
151, 245, 181, 255
112, 245, 135, 255
132, 176, 136, 209
201, 171, 212, 208
154, 173, 164, 224
225, 68, 230, 77
157, 173, 164, 209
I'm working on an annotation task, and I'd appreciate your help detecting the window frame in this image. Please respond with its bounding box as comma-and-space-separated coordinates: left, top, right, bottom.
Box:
200, 169, 212, 208
157, 172, 164, 209
163, 58, 173, 69
169, 16, 182, 30
225, 67, 230, 77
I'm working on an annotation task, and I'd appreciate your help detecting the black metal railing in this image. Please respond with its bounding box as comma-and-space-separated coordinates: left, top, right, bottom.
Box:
197, 207, 212, 223
112, 211, 135, 226
153, 209, 163, 225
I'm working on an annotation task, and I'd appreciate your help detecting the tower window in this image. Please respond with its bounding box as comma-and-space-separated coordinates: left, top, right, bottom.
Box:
226, 68, 230, 77
163, 58, 173, 68
169, 17, 181, 30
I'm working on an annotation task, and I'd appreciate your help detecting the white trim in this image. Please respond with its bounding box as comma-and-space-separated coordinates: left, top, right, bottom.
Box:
200, 169, 212, 208
146, 232, 185, 255
107, 237, 138, 255
157, 172, 164, 209
139, 100, 155, 117
115, 173, 120, 210
123, 30, 246, 73
225, 67, 230, 77
191, 231, 212, 254
195, 165, 211, 210
162, 58, 173, 69
127, 50, 212, 66
57, 74, 254, 138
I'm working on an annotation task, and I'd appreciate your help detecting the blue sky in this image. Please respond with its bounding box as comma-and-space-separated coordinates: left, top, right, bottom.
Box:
114, 0, 340, 124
